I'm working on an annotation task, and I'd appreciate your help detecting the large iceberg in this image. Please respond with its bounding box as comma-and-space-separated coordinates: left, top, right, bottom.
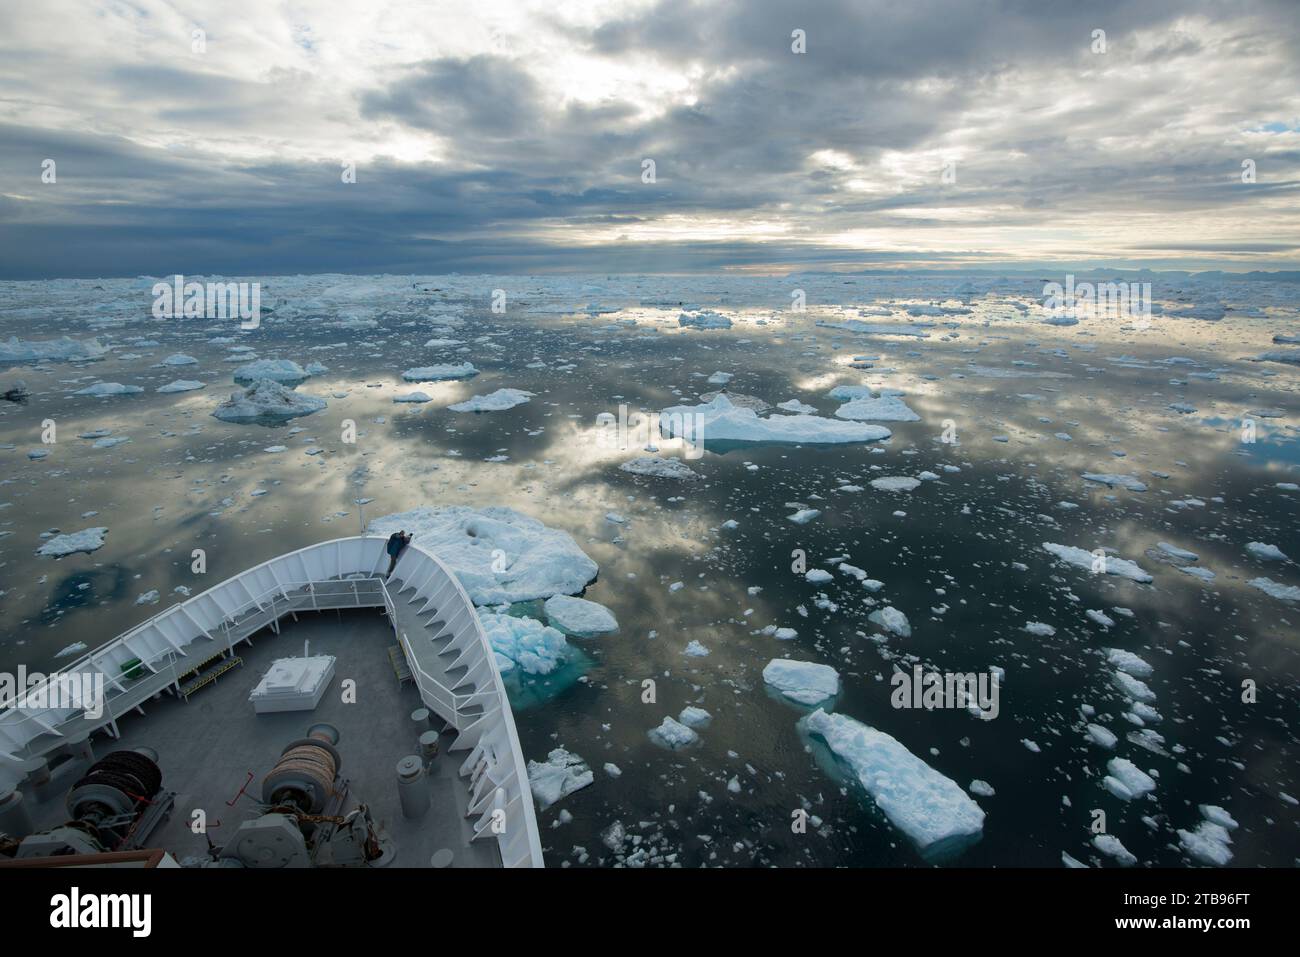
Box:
369, 506, 598, 604
660, 394, 891, 446
804, 709, 985, 858
212, 379, 326, 422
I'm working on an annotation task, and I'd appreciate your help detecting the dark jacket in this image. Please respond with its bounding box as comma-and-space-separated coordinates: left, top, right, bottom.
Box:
386, 533, 403, 556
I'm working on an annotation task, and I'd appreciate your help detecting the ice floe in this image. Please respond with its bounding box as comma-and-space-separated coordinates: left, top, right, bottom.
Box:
1103, 757, 1156, 801
369, 506, 597, 605
74, 382, 143, 397
544, 595, 619, 635
868, 606, 911, 637
527, 748, 594, 810
37, 527, 108, 557
648, 716, 700, 749
1247, 577, 1300, 601
659, 394, 891, 445
618, 456, 698, 479
1245, 542, 1287, 561
870, 476, 921, 492
803, 708, 985, 857
678, 310, 732, 329
157, 379, 205, 393
762, 659, 840, 706
449, 388, 534, 412
833, 391, 920, 422
1042, 543, 1152, 583
402, 362, 478, 381
1081, 473, 1147, 492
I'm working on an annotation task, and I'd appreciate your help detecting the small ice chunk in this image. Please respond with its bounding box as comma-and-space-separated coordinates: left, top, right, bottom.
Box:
1246, 542, 1288, 561
1085, 724, 1117, 749
1106, 648, 1152, 678
870, 476, 922, 492
649, 716, 700, 749
1092, 834, 1137, 866
868, 606, 911, 637
1104, 758, 1156, 800
1178, 820, 1233, 866
1113, 670, 1157, 703
527, 748, 594, 809
678, 706, 712, 728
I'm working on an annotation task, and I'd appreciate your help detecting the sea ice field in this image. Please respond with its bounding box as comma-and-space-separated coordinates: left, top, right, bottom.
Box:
1, 271, 1298, 868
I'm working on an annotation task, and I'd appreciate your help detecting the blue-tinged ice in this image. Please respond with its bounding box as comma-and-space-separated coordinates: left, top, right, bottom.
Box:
803, 709, 985, 859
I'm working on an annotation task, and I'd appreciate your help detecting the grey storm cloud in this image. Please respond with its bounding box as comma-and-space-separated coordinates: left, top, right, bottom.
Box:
361, 56, 545, 138
0, 0, 1297, 278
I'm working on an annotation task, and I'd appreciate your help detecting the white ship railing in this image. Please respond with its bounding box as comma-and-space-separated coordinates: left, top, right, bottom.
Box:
0, 535, 544, 869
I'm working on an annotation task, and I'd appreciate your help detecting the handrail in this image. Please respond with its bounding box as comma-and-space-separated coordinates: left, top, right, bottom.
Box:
6, 540, 392, 704
1, 576, 384, 712
0, 534, 545, 868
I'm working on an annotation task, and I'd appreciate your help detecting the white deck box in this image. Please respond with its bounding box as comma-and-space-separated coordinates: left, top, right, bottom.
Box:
249, 655, 336, 713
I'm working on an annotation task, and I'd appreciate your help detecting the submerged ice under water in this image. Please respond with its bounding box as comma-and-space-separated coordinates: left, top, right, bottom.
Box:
1, 271, 1298, 868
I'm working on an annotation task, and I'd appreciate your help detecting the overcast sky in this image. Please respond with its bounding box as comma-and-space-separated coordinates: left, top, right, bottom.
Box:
1, 0, 1298, 279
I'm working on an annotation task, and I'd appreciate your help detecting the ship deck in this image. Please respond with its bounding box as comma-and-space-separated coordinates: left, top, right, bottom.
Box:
18, 607, 501, 868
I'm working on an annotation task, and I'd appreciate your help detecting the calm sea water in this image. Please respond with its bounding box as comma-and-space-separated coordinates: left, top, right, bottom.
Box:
2, 273, 1298, 867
